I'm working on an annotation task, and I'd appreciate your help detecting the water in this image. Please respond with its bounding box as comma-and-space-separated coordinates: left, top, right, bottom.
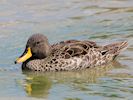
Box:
0, 0, 133, 100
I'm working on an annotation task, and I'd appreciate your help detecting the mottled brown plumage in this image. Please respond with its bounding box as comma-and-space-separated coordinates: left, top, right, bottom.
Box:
15, 34, 128, 72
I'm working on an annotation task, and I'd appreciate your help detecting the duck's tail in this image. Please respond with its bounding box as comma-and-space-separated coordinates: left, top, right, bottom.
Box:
103, 41, 128, 59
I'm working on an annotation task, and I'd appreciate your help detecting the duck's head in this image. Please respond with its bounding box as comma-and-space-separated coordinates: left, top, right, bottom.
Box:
15, 34, 51, 64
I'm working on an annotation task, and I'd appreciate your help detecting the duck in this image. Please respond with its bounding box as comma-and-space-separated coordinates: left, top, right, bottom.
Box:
15, 33, 128, 72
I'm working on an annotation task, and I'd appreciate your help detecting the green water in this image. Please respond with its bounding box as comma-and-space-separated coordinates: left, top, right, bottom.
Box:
0, 0, 133, 100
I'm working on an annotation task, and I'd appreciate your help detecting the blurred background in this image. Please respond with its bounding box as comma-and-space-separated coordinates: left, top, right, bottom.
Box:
0, 0, 133, 100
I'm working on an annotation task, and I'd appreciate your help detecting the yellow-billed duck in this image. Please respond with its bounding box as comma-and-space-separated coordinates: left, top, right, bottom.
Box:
15, 34, 128, 72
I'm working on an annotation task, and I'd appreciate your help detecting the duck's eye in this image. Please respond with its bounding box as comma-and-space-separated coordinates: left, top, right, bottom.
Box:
36, 41, 40, 44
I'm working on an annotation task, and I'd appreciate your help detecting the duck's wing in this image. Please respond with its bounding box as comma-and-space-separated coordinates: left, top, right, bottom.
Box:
51, 40, 100, 59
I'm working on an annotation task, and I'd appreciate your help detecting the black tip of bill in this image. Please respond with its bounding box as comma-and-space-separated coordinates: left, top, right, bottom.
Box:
14, 61, 17, 64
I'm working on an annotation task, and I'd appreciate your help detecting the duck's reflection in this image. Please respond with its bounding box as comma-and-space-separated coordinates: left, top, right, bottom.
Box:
23, 74, 51, 98
22, 61, 124, 98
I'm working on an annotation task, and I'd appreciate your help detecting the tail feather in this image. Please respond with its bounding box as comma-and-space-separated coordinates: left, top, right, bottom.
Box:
103, 41, 128, 55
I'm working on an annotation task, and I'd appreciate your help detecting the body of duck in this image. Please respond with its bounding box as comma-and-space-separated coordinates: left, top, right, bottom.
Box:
15, 34, 128, 72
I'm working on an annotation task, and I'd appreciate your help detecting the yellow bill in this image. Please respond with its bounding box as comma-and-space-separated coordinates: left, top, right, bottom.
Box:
15, 47, 32, 63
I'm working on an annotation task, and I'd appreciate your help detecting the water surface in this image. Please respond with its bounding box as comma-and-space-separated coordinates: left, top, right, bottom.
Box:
0, 0, 133, 100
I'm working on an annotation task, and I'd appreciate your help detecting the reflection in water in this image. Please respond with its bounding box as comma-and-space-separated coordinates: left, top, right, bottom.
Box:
22, 61, 124, 98
23, 75, 51, 98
